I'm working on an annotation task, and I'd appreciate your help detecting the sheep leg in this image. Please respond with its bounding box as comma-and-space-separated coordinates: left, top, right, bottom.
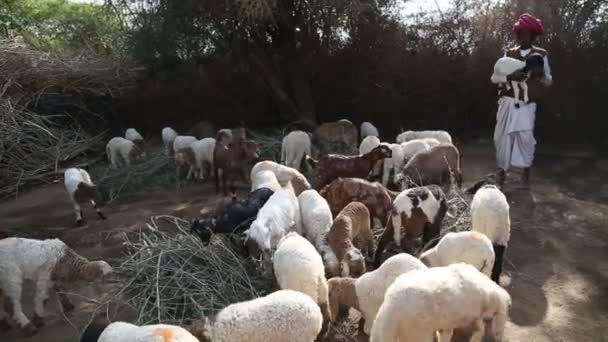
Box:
53, 284, 74, 312
32, 277, 50, 328
91, 199, 106, 220
521, 81, 529, 103
373, 220, 393, 268
0, 292, 10, 331
491, 244, 506, 283
73, 202, 84, 226
214, 167, 221, 193
468, 319, 485, 342
186, 165, 194, 180
437, 329, 453, 342
3, 276, 33, 332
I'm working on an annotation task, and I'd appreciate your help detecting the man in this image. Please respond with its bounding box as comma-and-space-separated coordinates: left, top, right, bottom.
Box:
491, 13, 553, 189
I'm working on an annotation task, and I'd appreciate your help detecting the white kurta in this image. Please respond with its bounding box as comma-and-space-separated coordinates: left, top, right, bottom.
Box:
492, 48, 552, 171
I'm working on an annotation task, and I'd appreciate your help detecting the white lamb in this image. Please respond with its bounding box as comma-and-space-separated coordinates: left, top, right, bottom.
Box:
162, 127, 178, 156
327, 253, 427, 334
250, 160, 311, 195
105, 137, 145, 168
81, 321, 199, 342
370, 263, 511, 342
297, 189, 335, 274
0, 238, 112, 335
396, 130, 452, 144
190, 289, 322, 342
190, 137, 216, 180
492, 56, 528, 106
281, 130, 312, 171
381, 143, 405, 187
360, 121, 379, 140
242, 183, 301, 257
64, 168, 106, 226
125, 128, 143, 143
251, 170, 282, 192
273, 232, 330, 321
471, 184, 511, 283
400, 139, 430, 162
173, 135, 198, 154
359, 135, 382, 178
423, 138, 441, 148
419, 231, 495, 277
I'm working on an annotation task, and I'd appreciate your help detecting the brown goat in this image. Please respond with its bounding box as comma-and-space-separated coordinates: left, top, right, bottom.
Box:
319, 177, 397, 229
307, 145, 392, 190
399, 143, 462, 191
189, 120, 217, 139
373, 185, 447, 268
312, 120, 358, 154
213, 140, 259, 196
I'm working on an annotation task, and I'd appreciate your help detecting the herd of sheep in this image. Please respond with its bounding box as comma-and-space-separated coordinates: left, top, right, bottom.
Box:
0, 119, 514, 341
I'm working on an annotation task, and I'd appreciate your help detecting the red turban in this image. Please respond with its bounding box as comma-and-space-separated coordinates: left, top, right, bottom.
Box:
512, 13, 544, 35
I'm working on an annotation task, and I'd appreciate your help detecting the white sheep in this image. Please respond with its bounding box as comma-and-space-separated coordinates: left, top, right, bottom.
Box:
381, 143, 406, 187
422, 138, 441, 148
471, 184, 511, 283
106, 137, 145, 168
400, 139, 430, 168
297, 189, 335, 274
173, 135, 198, 154
396, 130, 453, 144
190, 289, 322, 342
273, 232, 330, 321
64, 168, 105, 226
242, 183, 301, 257
250, 160, 311, 195
359, 135, 382, 178
190, 137, 216, 180
81, 321, 199, 342
360, 121, 379, 140
419, 231, 495, 277
0, 238, 112, 334
281, 130, 312, 171
327, 253, 427, 334
251, 170, 282, 192
161, 127, 178, 156
491, 56, 529, 106
370, 263, 512, 342
125, 128, 143, 144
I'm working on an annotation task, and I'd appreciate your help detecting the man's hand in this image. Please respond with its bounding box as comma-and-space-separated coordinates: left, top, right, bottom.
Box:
507, 70, 527, 82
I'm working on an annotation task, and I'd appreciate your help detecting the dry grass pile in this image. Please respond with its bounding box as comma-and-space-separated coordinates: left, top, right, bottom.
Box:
114, 215, 272, 325
0, 99, 105, 199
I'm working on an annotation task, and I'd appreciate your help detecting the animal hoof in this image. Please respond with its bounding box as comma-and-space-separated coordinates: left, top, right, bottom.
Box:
32, 315, 45, 328
22, 323, 38, 336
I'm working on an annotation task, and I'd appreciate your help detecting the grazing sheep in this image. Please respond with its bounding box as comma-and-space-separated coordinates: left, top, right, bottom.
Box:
297, 189, 336, 276
250, 160, 311, 195
400, 139, 430, 161
470, 184, 511, 283
251, 170, 282, 192
381, 143, 406, 188
188, 120, 216, 139
214, 139, 259, 196
189, 289, 322, 342
327, 253, 427, 334
360, 121, 379, 140
106, 137, 145, 168
396, 130, 453, 144
162, 127, 178, 156
0, 238, 112, 335
173, 136, 198, 154
306, 144, 392, 190
419, 231, 495, 277
273, 232, 331, 321
370, 263, 511, 342
80, 320, 198, 342
374, 185, 447, 268
326, 202, 374, 277
242, 183, 301, 258
190, 188, 274, 245
64, 168, 106, 226
175, 146, 197, 180
281, 130, 312, 171
124, 128, 144, 147
359, 135, 382, 179
312, 120, 358, 154
319, 177, 396, 228
398, 143, 463, 190
190, 138, 216, 180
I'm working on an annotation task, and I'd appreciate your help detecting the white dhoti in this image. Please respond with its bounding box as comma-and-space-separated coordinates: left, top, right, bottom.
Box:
494, 97, 537, 171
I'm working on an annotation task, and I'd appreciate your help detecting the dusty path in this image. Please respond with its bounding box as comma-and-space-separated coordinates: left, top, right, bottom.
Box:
1, 143, 607, 342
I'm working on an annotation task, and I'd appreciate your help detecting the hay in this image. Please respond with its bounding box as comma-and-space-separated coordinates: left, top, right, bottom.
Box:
0, 99, 106, 199
114, 215, 272, 326
250, 129, 287, 162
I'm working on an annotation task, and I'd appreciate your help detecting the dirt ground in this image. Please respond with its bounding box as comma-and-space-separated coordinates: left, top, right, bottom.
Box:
1, 142, 607, 342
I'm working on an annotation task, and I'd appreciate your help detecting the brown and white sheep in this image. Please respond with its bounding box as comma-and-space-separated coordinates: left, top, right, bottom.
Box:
398, 143, 463, 190
324, 202, 374, 278
175, 147, 197, 180
307, 145, 392, 190
213, 140, 259, 196
312, 120, 358, 155
373, 185, 448, 268
319, 177, 397, 229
